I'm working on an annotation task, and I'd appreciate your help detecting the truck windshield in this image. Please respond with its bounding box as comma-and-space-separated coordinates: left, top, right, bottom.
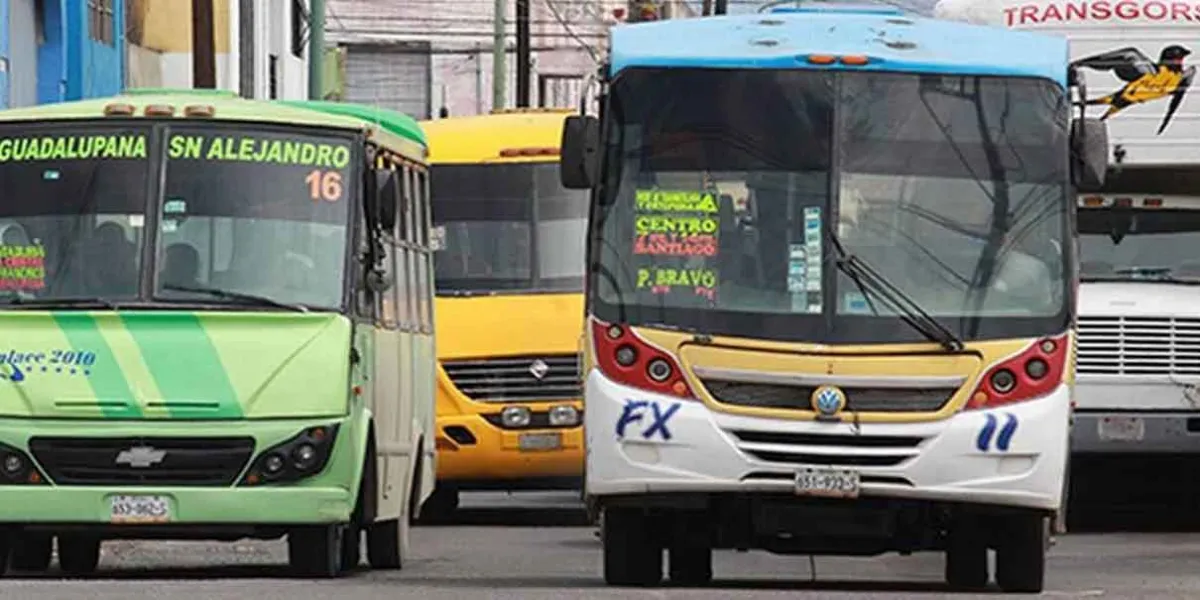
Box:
430, 162, 588, 295
592, 68, 1071, 344
154, 126, 355, 309
1079, 207, 1200, 283
0, 124, 151, 302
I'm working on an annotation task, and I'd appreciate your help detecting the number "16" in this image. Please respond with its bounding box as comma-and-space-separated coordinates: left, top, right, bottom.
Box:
305, 169, 343, 203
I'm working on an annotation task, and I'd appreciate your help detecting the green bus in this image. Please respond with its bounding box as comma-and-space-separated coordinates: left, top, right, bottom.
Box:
0, 90, 437, 578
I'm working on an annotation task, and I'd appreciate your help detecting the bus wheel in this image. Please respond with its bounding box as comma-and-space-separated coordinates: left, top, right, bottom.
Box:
8, 532, 52, 572
603, 507, 662, 587
944, 532, 988, 590
995, 513, 1047, 593
0, 531, 11, 576
57, 535, 101, 577
287, 524, 347, 578
419, 485, 459, 523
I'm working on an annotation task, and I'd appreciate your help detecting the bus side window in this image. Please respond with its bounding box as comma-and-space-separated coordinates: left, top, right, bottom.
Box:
396, 163, 415, 332
377, 159, 399, 330
415, 168, 432, 333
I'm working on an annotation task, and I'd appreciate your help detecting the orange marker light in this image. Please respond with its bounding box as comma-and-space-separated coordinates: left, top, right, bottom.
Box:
1081, 196, 1104, 207
807, 54, 837, 64
310, 427, 327, 441
672, 381, 688, 396
103, 103, 136, 116
1144, 197, 1164, 207
840, 55, 869, 65
498, 147, 559, 158
27, 471, 41, 484
184, 104, 215, 118
352, 385, 363, 396
144, 104, 175, 117
1113, 197, 1133, 207
245, 474, 260, 484
969, 391, 989, 409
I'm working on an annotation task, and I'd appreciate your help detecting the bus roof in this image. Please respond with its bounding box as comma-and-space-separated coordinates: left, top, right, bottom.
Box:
419, 109, 575, 164
0, 89, 428, 159
609, 6, 1070, 87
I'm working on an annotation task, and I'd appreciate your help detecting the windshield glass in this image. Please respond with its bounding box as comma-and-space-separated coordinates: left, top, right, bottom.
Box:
591, 68, 1070, 344
1079, 208, 1200, 282
0, 123, 151, 301
430, 162, 588, 294
155, 126, 355, 308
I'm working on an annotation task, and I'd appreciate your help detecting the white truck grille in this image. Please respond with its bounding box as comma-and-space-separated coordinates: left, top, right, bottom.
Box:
1076, 316, 1200, 376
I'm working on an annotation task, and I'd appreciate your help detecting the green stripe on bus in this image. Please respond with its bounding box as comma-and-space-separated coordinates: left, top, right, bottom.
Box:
121, 313, 243, 419
51, 313, 143, 419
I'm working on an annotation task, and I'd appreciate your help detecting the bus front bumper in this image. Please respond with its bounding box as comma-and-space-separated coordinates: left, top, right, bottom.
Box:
435, 413, 584, 483
585, 370, 1069, 512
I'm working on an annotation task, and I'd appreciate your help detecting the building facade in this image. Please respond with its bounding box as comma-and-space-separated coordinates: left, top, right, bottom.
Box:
0, 0, 126, 109
326, 0, 643, 119
125, 0, 310, 100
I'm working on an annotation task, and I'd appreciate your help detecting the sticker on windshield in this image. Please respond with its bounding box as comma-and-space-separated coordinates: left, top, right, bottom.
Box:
430, 225, 446, 251
843, 292, 872, 314
798, 208, 823, 314
164, 198, 187, 214
0, 244, 46, 290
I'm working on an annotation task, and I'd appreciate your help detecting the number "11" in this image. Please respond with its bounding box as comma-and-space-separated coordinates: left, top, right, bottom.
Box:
305, 169, 343, 202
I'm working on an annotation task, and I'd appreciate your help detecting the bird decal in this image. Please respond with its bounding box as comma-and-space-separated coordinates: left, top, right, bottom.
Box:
1071, 44, 1194, 135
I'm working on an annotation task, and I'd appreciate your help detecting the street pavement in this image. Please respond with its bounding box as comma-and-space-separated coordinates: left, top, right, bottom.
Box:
3, 491, 1200, 599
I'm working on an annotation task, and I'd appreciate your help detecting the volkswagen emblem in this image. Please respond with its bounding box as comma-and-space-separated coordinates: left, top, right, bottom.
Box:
115, 445, 167, 469
811, 385, 847, 417
529, 359, 550, 381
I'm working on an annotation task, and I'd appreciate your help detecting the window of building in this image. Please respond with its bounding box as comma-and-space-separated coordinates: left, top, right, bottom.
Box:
291, 0, 307, 59
88, 0, 115, 45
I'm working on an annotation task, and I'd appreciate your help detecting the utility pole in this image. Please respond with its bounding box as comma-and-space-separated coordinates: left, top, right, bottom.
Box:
239, 0, 255, 98
515, 0, 530, 107
191, 0, 216, 88
492, 0, 507, 109
308, 0, 326, 100
714, 0, 728, 14
475, 43, 484, 114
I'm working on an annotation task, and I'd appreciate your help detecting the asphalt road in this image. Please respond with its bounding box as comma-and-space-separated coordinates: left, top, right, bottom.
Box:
3, 491, 1200, 599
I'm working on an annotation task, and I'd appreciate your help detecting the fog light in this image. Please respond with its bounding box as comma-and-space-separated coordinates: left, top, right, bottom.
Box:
991, 369, 1016, 394
501, 406, 532, 428
548, 405, 579, 426
2, 454, 22, 475
264, 453, 285, 473
1040, 339, 1057, 353
607, 325, 623, 339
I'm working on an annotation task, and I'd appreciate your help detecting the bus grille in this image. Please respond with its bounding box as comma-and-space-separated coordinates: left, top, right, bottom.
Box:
725, 430, 925, 468
28, 436, 256, 486
1077, 316, 1200, 376
442, 354, 582, 402
701, 380, 955, 413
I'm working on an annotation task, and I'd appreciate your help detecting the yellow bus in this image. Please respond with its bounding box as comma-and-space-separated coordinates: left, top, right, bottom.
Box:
418, 109, 587, 517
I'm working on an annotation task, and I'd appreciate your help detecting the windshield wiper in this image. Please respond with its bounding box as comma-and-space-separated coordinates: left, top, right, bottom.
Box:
828, 232, 964, 352
162, 285, 309, 313
0, 296, 120, 310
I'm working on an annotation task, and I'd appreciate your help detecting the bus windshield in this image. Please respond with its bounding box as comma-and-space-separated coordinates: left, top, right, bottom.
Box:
0, 123, 151, 301
430, 162, 588, 294
155, 126, 355, 309
1079, 208, 1200, 283
592, 68, 1070, 344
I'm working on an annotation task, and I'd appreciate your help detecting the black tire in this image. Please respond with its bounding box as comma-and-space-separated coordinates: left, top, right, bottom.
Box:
8, 532, 52, 572
602, 507, 662, 587
418, 485, 459, 523
57, 535, 101, 576
366, 517, 409, 569
341, 524, 361, 571
944, 540, 988, 590
995, 514, 1047, 593
287, 524, 347, 578
668, 545, 712, 586
0, 532, 11, 576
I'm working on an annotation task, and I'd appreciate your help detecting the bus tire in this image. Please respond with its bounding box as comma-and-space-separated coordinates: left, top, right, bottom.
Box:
944, 537, 988, 590
995, 513, 1047, 593
57, 535, 101, 576
287, 524, 347, 578
0, 531, 11, 576
667, 545, 712, 586
603, 507, 662, 587
8, 532, 52, 572
366, 517, 409, 570
419, 485, 459, 523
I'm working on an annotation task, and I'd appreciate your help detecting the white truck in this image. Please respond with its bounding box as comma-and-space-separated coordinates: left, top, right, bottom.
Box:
936, 0, 1200, 515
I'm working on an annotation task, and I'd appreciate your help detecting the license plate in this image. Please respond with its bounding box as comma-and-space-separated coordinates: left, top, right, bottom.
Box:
794, 467, 860, 498
518, 432, 562, 452
1098, 416, 1144, 442
109, 495, 171, 524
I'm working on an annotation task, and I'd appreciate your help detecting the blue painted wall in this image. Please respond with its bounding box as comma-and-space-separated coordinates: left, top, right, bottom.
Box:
30, 0, 124, 105
0, 0, 10, 109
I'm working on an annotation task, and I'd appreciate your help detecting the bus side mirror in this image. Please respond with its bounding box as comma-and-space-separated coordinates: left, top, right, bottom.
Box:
1071, 117, 1108, 189
561, 115, 599, 189
375, 170, 400, 232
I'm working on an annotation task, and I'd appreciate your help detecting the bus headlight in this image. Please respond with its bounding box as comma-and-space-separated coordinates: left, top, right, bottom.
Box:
501, 406, 532, 428
239, 424, 339, 486
0, 442, 46, 485
548, 405, 580, 427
